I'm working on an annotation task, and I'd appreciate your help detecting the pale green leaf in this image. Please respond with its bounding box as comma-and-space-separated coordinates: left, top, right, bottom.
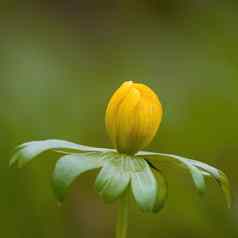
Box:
129, 158, 159, 212
95, 154, 130, 203
152, 169, 168, 213
139, 152, 206, 194
188, 159, 231, 208
10, 139, 114, 168
52, 151, 111, 202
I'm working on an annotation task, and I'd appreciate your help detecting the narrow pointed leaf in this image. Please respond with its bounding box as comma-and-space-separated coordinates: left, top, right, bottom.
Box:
130, 158, 159, 212
95, 154, 130, 203
52, 152, 110, 202
188, 159, 231, 208
10, 139, 114, 168
138, 152, 206, 194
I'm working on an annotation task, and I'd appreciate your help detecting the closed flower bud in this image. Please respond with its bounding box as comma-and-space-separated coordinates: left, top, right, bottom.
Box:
105, 81, 163, 155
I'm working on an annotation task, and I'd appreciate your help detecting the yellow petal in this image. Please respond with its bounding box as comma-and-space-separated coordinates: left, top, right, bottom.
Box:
105, 81, 133, 146
116, 87, 141, 153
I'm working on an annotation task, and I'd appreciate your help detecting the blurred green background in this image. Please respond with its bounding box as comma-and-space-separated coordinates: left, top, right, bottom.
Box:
2, 1, 238, 237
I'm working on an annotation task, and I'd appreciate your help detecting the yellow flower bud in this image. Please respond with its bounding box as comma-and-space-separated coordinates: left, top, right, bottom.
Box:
105, 81, 163, 155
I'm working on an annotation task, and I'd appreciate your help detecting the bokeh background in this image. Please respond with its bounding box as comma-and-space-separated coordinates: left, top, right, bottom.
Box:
2, 1, 238, 237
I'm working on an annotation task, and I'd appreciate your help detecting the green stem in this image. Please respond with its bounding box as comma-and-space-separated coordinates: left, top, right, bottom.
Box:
116, 191, 129, 238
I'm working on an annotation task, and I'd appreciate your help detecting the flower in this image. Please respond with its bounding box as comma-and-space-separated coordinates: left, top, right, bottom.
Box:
105, 81, 163, 155
10, 82, 231, 238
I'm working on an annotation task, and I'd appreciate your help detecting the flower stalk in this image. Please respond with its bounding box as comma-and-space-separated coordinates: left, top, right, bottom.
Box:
116, 191, 129, 238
